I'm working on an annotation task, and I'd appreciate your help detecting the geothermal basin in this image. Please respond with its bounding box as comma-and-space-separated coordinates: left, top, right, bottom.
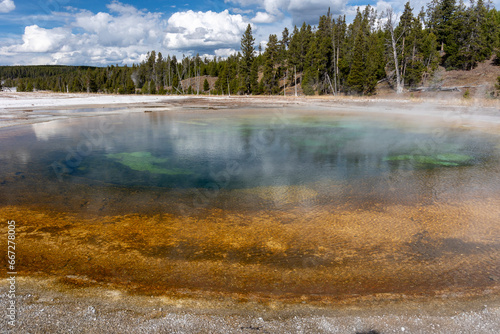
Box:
1, 95, 499, 332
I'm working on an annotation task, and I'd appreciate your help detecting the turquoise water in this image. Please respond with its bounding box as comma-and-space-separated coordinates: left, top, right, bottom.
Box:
0, 110, 499, 192
1, 108, 500, 299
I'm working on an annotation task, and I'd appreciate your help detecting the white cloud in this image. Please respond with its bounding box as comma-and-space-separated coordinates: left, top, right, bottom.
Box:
227, 0, 348, 25
165, 10, 249, 50
251, 12, 277, 23
214, 48, 237, 58
373, 0, 394, 14
106, 0, 140, 15
0, 2, 252, 65
230, 8, 254, 14
289, 0, 348, 25
73, 4, 163, 47
17, 25, 72, 53
236, 0, 286, 16
0, 0, 15, 13
227, 0, 285, 21
260, 0, 288, 17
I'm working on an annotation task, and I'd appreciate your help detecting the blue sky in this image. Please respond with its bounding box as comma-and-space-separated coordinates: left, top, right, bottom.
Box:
0, 0, 493, 66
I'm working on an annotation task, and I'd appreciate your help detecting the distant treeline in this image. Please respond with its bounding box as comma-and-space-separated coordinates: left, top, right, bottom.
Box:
1, 0, 500, 96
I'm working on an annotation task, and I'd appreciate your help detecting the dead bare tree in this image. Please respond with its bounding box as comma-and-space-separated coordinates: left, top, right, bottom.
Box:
384, 8, 404, 94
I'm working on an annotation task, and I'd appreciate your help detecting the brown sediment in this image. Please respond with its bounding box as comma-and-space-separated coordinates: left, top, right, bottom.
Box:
2, 183, 499, 304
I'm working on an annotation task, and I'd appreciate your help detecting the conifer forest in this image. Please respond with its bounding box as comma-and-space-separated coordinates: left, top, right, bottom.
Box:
1, 0, 500, 96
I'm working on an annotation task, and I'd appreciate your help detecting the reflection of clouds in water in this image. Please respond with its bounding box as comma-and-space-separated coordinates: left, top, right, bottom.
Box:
0, 149, 31, 165
170, 123, 243, 159
31, 118, 93, 141
31, 121, 66, 141
12, 112, 500, 197
31, 118, 118, 153
16, 150, 31, 165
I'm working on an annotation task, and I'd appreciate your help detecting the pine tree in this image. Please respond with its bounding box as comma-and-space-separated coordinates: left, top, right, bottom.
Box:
203, 78, 209, 92
421, 32, 441, 77
301, 69, 316, 95
456, 0, 491, 70
279, 27, 290, 92
85, 69, 97, 93
125, 77, 135, 94
215, 61, 229, 95
392, 2, 428, 88
289, 23, 313, 73
486, 8, 500, 53
2, 2, 500, 98
346, 28, 366, 94
17, 79, 26, 92
288, 26, 301, 73
250, 59, 260, 94
262, 34, 279, 94
396, 2, 414, 89
240, 24, 255, 94
228, 54, 240, 95
302, 33, 319, 95
316, 14, 334, 94
332, 15, 347, 94
365, 31, 385, 95
427, 0, 458, 47
172, 73, 180, 94
427, 0, 459, 68
148, 80, 156, 94
156, 52, 165, 89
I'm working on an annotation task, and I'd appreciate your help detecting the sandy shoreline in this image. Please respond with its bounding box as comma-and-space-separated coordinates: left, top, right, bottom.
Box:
1, 91, 500, 131
1, 276, 499, 333
1, 91, 499, 333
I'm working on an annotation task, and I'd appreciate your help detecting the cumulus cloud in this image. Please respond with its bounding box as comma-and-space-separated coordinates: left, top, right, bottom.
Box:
106, 0, 139, 15
0, 0, 15, 13
16, 25, 72, 53
227, 0, 348, 25
230, 8, 254, 14
288, 0, 347, 24
251, 12, 277, 23
165, 10, 249, 50
73, 3, 163, 47
214, 48, 237, 58
228, 0, 285, 21
0, 2, 253, 65
373, 0, 394, 14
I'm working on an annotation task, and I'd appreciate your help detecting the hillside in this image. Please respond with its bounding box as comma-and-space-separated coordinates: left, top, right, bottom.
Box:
179, 57, 500, 98
375, 56, 500, 99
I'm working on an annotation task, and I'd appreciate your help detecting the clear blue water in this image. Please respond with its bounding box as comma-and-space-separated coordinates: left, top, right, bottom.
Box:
1, 110, 499, 193
2, 108, 500, 300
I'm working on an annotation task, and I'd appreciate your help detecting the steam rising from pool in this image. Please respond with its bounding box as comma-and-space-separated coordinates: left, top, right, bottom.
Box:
1, 107, 500, 305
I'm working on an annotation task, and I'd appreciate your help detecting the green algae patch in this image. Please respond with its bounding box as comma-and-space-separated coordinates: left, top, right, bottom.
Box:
384, 153, 474, 167
106, 152, 193, 175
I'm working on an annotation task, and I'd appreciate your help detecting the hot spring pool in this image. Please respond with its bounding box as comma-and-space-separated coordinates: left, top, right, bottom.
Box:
1, 106, 500, 303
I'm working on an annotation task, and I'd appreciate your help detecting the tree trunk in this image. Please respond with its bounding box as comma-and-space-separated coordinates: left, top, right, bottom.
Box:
332, 33, 337, 95
294, 66, 297, 97
336, 46, 340, 92
390, 27, 403, 94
